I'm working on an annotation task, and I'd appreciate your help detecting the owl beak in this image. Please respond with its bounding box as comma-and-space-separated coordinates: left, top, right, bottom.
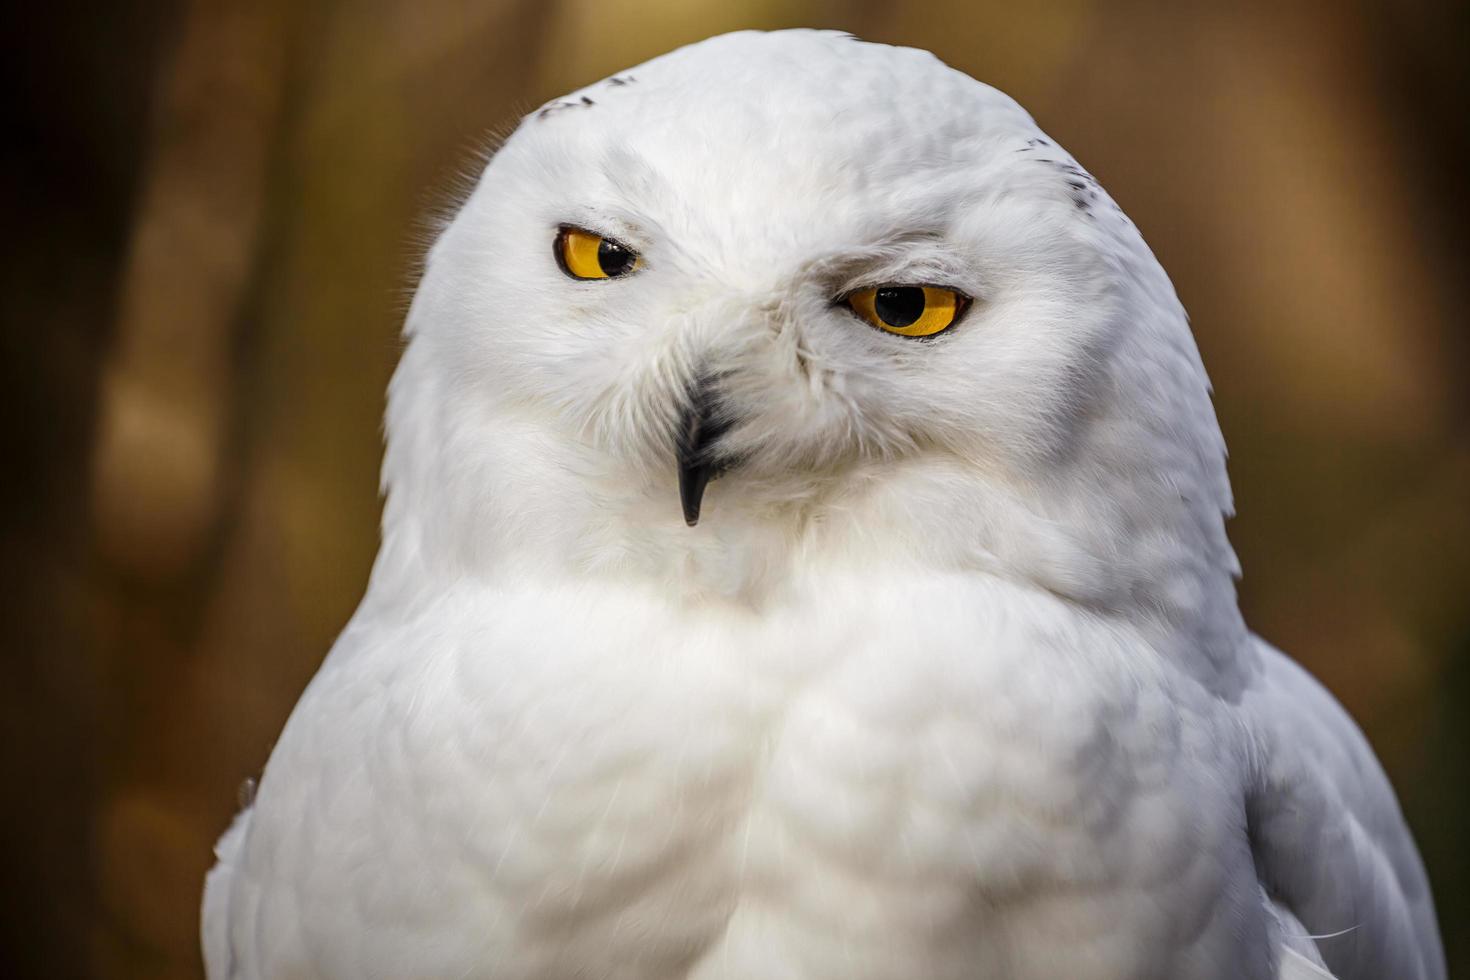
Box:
676, 383, 733, 527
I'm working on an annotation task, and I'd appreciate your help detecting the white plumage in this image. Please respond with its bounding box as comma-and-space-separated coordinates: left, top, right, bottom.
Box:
203, 29, 1444, 980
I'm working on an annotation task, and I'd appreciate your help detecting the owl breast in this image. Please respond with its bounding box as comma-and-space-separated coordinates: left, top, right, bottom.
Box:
240, 570, 1267, 980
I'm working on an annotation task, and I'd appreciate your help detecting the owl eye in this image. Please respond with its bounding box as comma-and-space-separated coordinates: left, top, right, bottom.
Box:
555, 226, 641, 280
845, 285, 969, 337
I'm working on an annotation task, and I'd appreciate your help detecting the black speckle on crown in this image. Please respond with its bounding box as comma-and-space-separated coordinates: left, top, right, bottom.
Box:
1027, 155, 1102, 217
538, 77, 638, 120
537, 96, 600, 120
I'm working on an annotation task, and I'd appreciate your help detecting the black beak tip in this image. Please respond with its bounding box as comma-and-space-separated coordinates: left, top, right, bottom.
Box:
679, 463, 711, 527
677, 378, 734, 528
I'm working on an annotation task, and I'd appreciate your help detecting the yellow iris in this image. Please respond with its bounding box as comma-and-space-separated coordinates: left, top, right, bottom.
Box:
846, 285, 967, 337
555, 227, 641, 280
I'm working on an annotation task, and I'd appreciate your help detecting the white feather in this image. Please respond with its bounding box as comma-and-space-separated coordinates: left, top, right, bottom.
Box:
1280, 950, 1338, 980
203, 29, 1444, 980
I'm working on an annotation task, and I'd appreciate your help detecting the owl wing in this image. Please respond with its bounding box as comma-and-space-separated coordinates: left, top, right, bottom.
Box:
201, 806, 253, 979
1239, 638, 1445, 980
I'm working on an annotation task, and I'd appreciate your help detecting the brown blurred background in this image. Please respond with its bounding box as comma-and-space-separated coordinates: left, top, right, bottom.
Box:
2, 0, 1466, 977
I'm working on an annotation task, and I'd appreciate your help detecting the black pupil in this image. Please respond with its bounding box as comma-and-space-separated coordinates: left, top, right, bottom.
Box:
873, 287, 925, 328
597, 239, 636, 276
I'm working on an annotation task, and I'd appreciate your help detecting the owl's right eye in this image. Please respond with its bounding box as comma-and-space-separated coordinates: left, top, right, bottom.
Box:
555, 226, 641, 280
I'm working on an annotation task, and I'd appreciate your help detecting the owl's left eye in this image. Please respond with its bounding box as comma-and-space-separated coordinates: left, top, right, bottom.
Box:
844, 285, 970, 338
555, 226, 641, 280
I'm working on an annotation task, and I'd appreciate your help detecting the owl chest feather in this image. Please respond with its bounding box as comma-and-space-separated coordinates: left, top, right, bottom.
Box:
247, 571, 1264, 979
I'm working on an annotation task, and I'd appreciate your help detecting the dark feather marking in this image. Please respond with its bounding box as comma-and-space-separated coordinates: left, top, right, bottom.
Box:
538, 96, 600, 120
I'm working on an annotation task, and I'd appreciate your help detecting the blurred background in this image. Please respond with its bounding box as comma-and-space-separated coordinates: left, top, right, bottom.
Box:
2, 0, 1466, 977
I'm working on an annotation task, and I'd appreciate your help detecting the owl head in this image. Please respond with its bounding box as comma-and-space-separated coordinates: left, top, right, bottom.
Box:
377, 30, 1238, 636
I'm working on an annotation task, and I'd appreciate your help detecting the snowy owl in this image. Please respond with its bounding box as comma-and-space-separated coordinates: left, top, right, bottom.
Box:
202, 29, 1444, 980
